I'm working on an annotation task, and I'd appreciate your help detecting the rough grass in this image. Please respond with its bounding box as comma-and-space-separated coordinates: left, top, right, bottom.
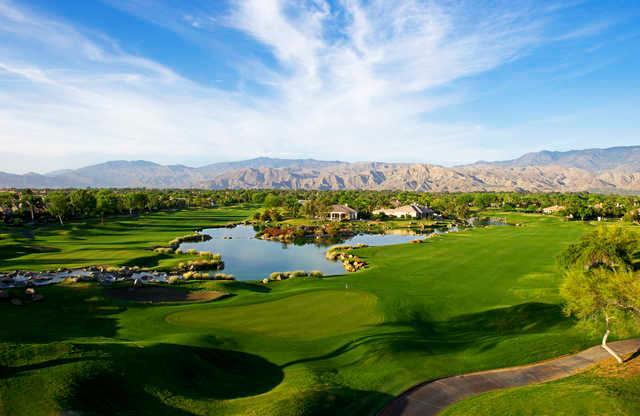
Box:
2, 210, 631, 415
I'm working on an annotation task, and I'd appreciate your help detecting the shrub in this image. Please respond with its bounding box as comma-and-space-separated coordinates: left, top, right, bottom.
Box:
269, 271, 284, 280
154, 247, 173, 254
214, 273, 235, 281
309, 270, 323, 278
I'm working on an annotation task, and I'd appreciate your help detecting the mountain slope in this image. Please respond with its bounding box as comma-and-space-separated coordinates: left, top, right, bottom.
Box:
470, 146, 640, 173
205, 164, 627, 192
2, 146, 640, 192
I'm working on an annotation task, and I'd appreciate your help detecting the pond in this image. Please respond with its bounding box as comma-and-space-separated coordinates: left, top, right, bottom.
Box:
178, 225, 447, 281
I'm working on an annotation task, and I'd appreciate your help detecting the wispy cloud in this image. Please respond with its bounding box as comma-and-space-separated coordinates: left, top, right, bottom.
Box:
554, 20, 613, 41
0, 0, 629, 173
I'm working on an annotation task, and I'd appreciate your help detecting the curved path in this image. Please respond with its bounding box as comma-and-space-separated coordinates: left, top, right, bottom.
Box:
380, 339, 640, 416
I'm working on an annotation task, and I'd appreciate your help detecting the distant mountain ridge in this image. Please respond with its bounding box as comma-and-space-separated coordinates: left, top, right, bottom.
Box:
469, 146, 640, 173
2, 146, 640, 192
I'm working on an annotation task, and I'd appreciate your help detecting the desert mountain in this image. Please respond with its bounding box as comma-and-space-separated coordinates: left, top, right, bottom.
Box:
2, 146, 640, 192
470, 146, 640, 173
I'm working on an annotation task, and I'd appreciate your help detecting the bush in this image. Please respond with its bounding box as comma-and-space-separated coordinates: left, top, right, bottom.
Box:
214, 273, 235, 281
309, 270, 323, 278
154, 247, 173, 254
269, 271, 284, 280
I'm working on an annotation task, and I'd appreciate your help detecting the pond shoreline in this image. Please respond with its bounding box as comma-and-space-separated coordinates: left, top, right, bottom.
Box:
0, 220, 473, 288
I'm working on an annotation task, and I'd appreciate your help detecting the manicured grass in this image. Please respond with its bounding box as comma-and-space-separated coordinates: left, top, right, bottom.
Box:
2, 210, 629, 415
167, 290, 382, 340
0, 207, 253, 271
442, 362, 640, 416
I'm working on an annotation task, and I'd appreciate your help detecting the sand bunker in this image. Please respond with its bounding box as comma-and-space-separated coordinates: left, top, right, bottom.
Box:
105, 286, 229, 303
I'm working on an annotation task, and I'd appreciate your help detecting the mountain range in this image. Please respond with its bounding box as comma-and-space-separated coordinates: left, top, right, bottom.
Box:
3, 146, 640, 192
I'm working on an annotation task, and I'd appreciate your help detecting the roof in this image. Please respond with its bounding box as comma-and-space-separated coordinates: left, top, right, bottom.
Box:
543, 205, 566, 212
374, 204, 433, 215
329, 204, 358, 214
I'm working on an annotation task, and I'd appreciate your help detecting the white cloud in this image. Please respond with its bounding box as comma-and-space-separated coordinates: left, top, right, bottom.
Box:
0, 0, 608, 173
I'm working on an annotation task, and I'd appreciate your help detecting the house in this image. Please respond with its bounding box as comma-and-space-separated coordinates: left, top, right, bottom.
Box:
328, 204, 358, 221
373, 204, 435, 219
542, 205, 566, 214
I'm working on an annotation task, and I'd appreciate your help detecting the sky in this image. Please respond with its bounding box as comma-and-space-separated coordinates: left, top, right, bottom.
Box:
1, 0, 639, 174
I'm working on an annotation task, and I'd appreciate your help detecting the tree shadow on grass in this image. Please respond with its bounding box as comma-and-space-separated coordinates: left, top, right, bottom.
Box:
56, 342, 284, 415
60, 370, 197, 416
382, 301, 569, 354
0, 286, 122, 343
0, 243, 61, 261
273, 384, 394, 416
121, 253, 168, 268
282, 302, 569, 368
223, 280, 272, 293
0, 356, 105, 379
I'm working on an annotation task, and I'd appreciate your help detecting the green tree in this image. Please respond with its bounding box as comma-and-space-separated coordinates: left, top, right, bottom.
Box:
559, 226, 640, 363
123, 192, 148, 216
96, 190, 118, 224
19, 190, 38, 222
46, 191, 70, 225
69, 189, 96, 218
561, 268, 640, 363
558, 226, 638, 271
300, 200, 327, 219
264, 193, 282, 208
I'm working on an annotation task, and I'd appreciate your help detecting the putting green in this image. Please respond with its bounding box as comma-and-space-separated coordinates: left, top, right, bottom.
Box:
166, 290, 382, 340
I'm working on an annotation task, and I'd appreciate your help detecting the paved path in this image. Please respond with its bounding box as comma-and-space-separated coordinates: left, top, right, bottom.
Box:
379, 339, 640, 416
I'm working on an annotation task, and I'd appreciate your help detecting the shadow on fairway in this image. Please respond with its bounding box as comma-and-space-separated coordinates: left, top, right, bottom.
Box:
60, 370, 198, 416
273, 384, 394, 416
223, 280, 272, 293
382, 301, 569, 354
0, 243, 61, 261
61, 343, 284, 403
0, 286, 122, 343
282, 302, 568, 368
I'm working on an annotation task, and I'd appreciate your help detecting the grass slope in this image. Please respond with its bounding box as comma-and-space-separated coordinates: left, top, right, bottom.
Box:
442, 358, 640, 416
0, 210, 622, 415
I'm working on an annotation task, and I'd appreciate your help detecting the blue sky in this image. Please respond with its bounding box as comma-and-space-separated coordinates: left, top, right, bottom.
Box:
0, 0, 639, 173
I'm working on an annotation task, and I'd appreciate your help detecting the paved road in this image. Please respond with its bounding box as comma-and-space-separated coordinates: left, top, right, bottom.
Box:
379, 339, 640, 416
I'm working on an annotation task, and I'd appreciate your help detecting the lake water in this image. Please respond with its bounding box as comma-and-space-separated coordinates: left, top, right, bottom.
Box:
179, 225, 438, 281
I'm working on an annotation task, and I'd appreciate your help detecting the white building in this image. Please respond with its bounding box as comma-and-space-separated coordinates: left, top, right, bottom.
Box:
373, 204, 435, 219
328, 204, 358, 221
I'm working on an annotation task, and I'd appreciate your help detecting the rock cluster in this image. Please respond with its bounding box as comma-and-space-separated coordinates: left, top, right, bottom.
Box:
325, 245, 368, 272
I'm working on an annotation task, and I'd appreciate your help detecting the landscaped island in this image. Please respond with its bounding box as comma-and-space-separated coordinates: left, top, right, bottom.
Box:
1, 189, 639, 415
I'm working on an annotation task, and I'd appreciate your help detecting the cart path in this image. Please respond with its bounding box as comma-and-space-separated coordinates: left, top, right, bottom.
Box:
379, 339, 640, 416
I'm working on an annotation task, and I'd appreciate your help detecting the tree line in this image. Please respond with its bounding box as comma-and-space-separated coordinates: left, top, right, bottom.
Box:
1, 188, 640, 225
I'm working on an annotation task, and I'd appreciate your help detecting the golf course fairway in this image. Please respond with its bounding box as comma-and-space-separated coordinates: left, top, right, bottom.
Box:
1, 208, 632, 415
